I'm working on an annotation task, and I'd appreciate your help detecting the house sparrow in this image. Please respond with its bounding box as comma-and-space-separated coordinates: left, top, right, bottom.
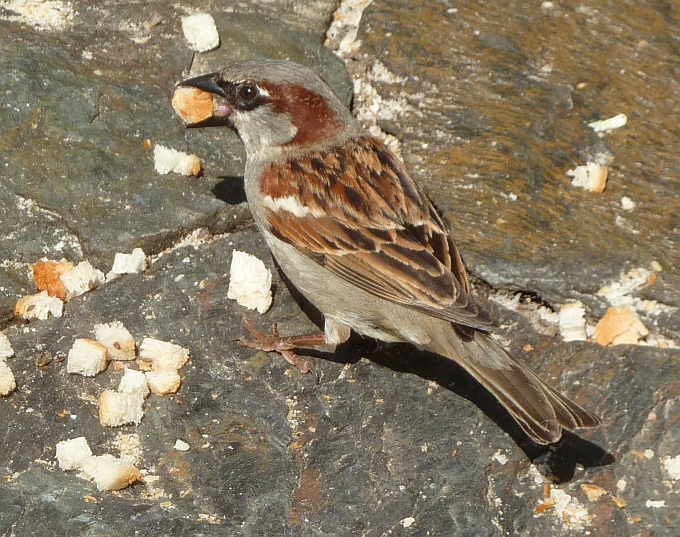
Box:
179, 60, 601, 444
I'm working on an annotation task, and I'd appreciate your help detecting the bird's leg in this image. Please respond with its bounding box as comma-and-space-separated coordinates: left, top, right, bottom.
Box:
235, 317, 326, 381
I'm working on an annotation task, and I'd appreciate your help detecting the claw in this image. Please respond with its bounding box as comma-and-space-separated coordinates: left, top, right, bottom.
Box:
236, 317, 326, 381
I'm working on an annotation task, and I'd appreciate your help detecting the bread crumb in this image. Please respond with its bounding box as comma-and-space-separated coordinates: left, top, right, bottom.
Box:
138, 338, 190, 371
558, 302, 588, 342
595, 306, 649, 346
0, 332, 13, 360
588, 113, 627, 133
93, 321, 136, 361
174, 439, 190, 452
153, 144, 202, 177
172, 86, 215, 124
56, 437, 93, 471
14, 290, 64, 320
663, 455, 680, 480
99, 389, 145, 427
181, 13, 220, 52
118, 368, 150, 399
0, 361, 17, 397
33, 260, 73, 300
567, 162, 608, 193
227, 250, 273, 314
145, 369, 181, 395
621, 196, 636, 211
110, 248, 148, 275
60, 261, 105, 301
67, 338, 109, 377
81, 454, 142, 491
580, 483, 608, 501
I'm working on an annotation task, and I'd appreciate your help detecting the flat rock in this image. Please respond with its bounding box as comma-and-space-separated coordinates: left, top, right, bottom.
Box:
1, 1, 679, 536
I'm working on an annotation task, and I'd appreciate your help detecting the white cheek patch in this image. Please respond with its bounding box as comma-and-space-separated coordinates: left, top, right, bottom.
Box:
263, 195, 311, 217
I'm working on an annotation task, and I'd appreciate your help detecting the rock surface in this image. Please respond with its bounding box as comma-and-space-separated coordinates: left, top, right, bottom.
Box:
1, 1, 679, 536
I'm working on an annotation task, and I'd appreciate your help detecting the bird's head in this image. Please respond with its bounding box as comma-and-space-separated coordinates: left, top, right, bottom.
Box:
179, 60, 359, 156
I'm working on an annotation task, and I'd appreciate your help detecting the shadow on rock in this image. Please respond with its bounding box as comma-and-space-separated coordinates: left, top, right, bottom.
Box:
212, 176, 247, 205
271, 253, 614, 481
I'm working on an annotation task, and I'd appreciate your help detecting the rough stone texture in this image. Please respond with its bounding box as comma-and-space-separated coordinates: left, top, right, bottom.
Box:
0, 1, 679, 536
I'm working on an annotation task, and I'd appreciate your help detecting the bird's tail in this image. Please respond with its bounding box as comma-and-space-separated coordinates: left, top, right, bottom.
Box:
428, 326, 601, 444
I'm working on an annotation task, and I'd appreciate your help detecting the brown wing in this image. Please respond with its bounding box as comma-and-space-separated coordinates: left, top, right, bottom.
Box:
260, 135, 495, 331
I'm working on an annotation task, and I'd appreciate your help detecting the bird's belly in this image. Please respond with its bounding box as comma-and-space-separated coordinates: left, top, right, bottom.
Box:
262, 231, 432, 347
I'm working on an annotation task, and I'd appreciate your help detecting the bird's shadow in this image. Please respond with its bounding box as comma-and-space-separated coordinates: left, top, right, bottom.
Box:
212, 176, 247, 205
272, 266, 614, 483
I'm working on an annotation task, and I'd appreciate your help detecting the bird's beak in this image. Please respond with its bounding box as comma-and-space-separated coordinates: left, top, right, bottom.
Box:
178, 73, 233, 128
180, 73, 228, 98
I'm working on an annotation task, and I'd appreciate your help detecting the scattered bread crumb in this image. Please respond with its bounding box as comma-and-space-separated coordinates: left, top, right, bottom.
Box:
93, 321, 136, 361
56, 437, 93, 471
110, 248, 148, 275
227, 250, 273, 314
14, 290, 64, 320
60, 261, 106, 301
172, 86, 215, 124
612, 496, 627, 509
99, 368, 149, 427
621, 196, 636, 211
588, 113, 627, 133
81, 454, 143, 491
99, 389, 145, 427
153, 144, 202, 177
33, 260, 73, 300
0, 361, 17, 397
174, 439, 190, 452
594, 306, 649, 346
567, 162, 608, 193
0, 332, 13, 360
181, 13, 220, 52
663, 455, 680, 480
118, 368, 150, 399
67, 338, 109, 377
580, 483, 608, 502
138, 338, 190, 371
558, 302, 588, 342
145, 369, 181, 395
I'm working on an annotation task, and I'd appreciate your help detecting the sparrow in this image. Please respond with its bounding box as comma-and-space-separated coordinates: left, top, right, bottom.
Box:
179, 60, 601, 444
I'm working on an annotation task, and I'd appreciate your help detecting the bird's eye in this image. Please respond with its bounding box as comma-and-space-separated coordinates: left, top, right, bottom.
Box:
238, 84, 258, 101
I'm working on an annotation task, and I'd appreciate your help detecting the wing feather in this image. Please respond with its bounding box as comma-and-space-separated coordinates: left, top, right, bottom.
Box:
260, 135, 494, 330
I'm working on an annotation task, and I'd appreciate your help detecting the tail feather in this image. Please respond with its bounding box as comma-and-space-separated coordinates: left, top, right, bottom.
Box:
429, 328, 601, 444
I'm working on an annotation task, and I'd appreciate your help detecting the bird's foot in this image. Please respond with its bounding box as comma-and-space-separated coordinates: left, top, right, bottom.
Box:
236, 317, 326, 382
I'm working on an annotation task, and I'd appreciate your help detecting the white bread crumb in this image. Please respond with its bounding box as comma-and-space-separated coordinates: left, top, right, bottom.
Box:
227, 250, 272, 314
118, 368, 150, 399
153, 144, 202, 177
56, 437, 142, 491
110, 248, 148, 275
0, 332, 13, 360
567, 162, 608, 193
67, 338, 109, 377
0, 360, 16, 397
588, 113, 627, 133
98, 389, 145, 427
60, 261, 105, 301
56, 437, 93, 471
145, 369, 181, 395
558, 302, 588, 342
174, 439, 190, 452
138, 338, 190, 371
181, 13, 220, 52
81, 454, 143, 491
93, 321, 136, 361
14, 290, 64, 320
